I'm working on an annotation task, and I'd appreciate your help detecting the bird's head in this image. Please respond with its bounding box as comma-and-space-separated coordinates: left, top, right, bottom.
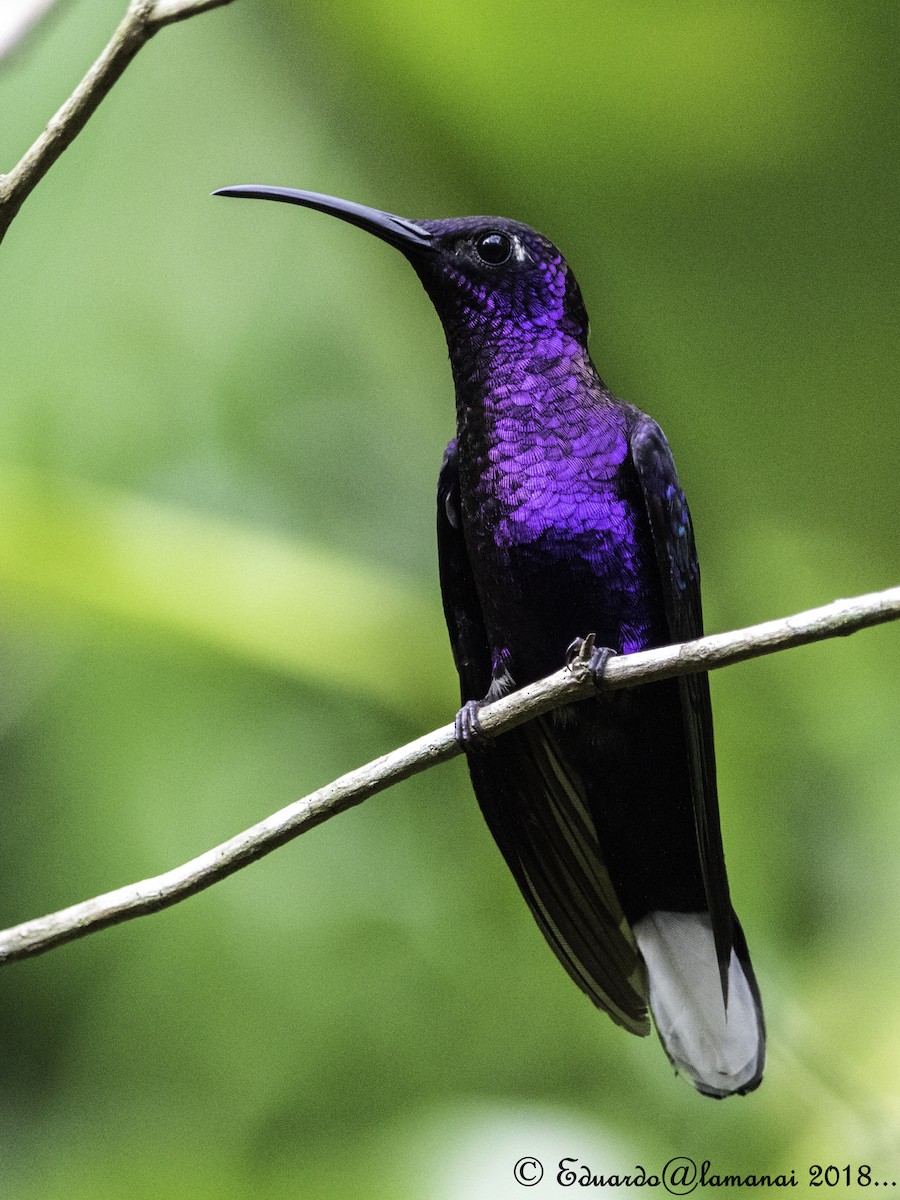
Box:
213, 188, 590, 362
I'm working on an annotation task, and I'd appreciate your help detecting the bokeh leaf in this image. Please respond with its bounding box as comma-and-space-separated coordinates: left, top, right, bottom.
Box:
0, 464, 450, 721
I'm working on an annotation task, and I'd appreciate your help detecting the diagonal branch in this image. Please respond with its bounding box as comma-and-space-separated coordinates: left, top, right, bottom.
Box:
0, 0, 234, 245
0, 584, 897, 966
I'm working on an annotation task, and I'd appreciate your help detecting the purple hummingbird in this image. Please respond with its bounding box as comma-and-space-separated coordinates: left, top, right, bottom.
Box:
214, 186, 765, 1098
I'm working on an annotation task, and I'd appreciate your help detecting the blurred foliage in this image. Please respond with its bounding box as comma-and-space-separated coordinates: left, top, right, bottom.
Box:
0, 0, 898, 1195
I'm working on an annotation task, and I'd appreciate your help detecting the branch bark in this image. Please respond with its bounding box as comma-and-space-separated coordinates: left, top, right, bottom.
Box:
0, 584, 897, 966
0, 0, 234, 245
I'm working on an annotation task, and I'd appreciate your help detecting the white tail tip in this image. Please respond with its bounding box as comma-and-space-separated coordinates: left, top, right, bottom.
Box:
634, 910, 764, 1098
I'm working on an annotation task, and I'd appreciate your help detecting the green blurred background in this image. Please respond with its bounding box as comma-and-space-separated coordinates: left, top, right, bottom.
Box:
1, 1, 898, 1195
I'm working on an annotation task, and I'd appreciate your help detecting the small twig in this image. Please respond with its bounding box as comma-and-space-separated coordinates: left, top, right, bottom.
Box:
0, 0, 234, 245
0, 585, 897, 966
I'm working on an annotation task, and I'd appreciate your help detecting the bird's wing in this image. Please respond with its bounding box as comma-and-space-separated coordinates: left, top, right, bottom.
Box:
436, 440, 492, 700
469, 720, 651, 1032
628, 413, 733, 992
437, 441, 650, 1033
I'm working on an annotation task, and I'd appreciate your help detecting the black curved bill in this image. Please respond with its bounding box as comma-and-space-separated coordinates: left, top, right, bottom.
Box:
212, 186, 435, 253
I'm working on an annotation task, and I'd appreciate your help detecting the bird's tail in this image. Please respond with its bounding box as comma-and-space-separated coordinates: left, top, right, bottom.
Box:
633, 909, 765, 1098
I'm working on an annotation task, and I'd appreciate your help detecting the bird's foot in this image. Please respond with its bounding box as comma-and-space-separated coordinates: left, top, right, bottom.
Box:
454, 699, 493, 752
455, 668, 516, 751
565, 633, 618, 690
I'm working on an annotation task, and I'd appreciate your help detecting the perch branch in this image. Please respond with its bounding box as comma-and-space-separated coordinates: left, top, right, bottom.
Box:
0, 585, 897, 966
0, 0, 234, 245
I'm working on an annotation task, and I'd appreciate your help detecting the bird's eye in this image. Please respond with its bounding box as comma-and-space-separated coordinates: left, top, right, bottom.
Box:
474, 231, 513, 265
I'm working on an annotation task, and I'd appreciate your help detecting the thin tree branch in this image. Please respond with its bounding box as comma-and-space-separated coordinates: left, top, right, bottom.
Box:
0, 584, 897, 966
0, 0, 234, 245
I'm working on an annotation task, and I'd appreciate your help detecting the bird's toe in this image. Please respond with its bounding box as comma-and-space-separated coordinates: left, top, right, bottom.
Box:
455, 699, 493, 751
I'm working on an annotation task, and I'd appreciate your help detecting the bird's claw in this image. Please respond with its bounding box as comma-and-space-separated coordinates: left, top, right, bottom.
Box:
565, 634, 618, 690
455, 699, 493, 752
566, 632, 596, 670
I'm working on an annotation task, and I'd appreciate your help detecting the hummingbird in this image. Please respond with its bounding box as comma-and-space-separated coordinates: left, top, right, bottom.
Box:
214, 185, 765, 1097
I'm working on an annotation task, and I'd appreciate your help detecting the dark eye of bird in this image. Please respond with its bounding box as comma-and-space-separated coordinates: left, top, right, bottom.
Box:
474, 231, 513, 265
